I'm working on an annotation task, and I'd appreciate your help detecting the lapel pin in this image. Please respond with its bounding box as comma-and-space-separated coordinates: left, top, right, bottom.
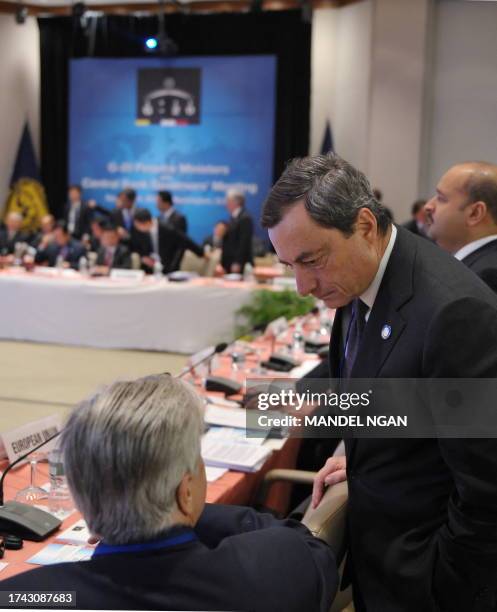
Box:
381, 324, 392, 340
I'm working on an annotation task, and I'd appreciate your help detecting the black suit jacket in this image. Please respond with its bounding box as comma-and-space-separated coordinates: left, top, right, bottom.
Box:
461, 238, 497, 294
96, 244, 131, 269
0, 229, 30, 254
0, 505, 336, 612
130, 221, 203, 274
64, 202, 93, 240
221, 209, 254, 272
35, 239, 87, 270
164, 209, 187, 233
328, 226, 497, 612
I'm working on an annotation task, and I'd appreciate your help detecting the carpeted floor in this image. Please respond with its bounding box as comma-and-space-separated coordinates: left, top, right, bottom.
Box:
0, 341, 187, 432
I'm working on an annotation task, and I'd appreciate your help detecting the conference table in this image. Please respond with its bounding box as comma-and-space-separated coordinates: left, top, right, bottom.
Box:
0, 320, 330, 581
0, 268, 260, 354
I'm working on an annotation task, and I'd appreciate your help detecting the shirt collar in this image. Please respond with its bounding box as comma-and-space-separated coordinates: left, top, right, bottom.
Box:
360, 224, 397, 312
163, 207, 174, 220
232, 207, 242, 219
453, 235, 497, 261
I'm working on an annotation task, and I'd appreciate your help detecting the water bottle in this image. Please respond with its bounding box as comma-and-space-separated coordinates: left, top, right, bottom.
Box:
55, 254, 65, 270
48, 447, 73, 518
153, 258, 163, 280
243, 263, 254, 282
78, 256, 88, 276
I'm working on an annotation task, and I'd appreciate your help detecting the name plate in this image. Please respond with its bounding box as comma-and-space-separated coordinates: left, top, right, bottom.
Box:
110, 269, 145, 281
0, 414, 63, 464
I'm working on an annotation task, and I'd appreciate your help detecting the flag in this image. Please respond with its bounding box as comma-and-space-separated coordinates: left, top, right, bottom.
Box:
320, 120, 334, 155
3, 123, 48, 232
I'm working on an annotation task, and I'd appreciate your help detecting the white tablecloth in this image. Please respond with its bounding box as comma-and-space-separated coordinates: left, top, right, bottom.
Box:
0, 270, 255, 354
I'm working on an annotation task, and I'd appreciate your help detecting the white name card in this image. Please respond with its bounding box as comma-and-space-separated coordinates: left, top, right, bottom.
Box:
110, 269, 145, 281
1, 414, 63, 464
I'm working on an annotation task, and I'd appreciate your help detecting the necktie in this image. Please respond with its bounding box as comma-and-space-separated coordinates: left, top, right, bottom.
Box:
105, 249, 113, 267
342, 298, 368, 378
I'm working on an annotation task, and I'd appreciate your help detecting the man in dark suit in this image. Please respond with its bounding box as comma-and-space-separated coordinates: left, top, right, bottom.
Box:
111, 188, 136, 239
94, 222, 131, 273
0, 212, 29, 255
0, 375, 337, 612
131, 208, 204, 274
63, 185, 95, 240
425, 161, 497, 293
220, 189, 254, 274
261, 153, 497, 612
157, 190, 187, 233
35, 220, 87, 269
402, 199, 429, 237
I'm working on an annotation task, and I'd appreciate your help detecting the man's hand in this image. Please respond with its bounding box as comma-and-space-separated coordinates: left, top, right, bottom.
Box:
312, 455, 347, 509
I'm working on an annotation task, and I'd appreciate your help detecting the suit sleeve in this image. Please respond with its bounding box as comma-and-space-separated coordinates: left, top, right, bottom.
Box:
424, 297, 497, 611
196, 504, 337, 612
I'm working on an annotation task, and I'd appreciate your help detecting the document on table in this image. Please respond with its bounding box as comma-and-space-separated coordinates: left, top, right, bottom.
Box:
201, 436, 272, 472
0, 562, 8, 573
28, 544, 93, 566
204, 426, 267, 446
55, 519, 91, 545
204, 404, 247, 429
205, 466, 228, 482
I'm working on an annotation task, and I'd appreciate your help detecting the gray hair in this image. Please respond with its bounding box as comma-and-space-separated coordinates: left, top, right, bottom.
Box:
226, 189, 245, 207
261, 153, 390, 235
60, 375, 204, 544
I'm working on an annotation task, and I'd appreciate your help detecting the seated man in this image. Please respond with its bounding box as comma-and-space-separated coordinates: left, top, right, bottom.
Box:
30, 214, 56, 250
94, 222, 131, 274
0, 212, 29, 255
0, 375, 337, 611
131, 208, 204, 274
35, 220, 87, 269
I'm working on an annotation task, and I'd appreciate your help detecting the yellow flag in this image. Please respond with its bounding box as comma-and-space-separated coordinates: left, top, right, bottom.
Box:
4, 178, 49, 233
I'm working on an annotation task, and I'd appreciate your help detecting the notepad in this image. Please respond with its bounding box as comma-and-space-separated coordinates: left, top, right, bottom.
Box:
204, 404, 247, 429
55, 519, 91, 545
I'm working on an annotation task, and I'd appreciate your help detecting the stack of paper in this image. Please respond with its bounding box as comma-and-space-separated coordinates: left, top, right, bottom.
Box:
55, 519, 91, 545
201, 436, 272, 473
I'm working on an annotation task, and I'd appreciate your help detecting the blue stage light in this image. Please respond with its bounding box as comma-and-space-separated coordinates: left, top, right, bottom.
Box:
145, 38, 158, 50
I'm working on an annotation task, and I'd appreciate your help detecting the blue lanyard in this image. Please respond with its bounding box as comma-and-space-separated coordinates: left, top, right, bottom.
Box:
92, 530, 197, 558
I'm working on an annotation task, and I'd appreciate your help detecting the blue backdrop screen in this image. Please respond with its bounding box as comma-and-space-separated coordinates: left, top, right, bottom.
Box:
69, 56, 277, 241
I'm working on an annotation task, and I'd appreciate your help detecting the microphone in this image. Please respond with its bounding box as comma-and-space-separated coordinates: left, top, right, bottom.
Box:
177, 342, 228, 379
0, 430, 63, 541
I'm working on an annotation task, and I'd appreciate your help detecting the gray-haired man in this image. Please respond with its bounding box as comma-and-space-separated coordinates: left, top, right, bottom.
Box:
1, 375, 336, 611
261, 153, 497, 612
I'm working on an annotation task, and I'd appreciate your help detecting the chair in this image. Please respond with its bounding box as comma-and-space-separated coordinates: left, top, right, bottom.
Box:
255, 469, 352, 612
180, 249, 208, 275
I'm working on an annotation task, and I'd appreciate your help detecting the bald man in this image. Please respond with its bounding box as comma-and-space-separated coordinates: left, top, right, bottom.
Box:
425, 162, 497, 292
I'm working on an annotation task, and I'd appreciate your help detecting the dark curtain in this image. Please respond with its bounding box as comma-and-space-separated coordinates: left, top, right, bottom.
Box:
38, 11, 311, 218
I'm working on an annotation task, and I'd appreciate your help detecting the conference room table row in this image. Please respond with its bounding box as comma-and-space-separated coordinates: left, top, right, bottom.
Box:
0, 267, 277, 354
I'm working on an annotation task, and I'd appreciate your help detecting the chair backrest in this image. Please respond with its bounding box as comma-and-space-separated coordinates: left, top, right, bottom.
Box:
180, 249, 207, 275
302, 481, 348, 561
302, 482, 351, 612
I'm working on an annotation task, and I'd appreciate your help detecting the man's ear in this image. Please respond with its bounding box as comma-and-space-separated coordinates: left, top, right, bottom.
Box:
355, 207, 377, 241
176, 472, 194, 518
466, 201, 487, 226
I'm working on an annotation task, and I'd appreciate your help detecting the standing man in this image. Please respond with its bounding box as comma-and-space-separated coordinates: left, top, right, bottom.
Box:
64, 185, 93, 240
111, 188, 137, 238
157, 190, 187, 233
425, 161, 497, 292
220, 189, 253, 274
261, 153, 497, 612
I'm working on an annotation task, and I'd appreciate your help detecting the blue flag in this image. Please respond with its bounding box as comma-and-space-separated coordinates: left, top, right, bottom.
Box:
320, 120, 334, 154
4, 123, 48, 231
